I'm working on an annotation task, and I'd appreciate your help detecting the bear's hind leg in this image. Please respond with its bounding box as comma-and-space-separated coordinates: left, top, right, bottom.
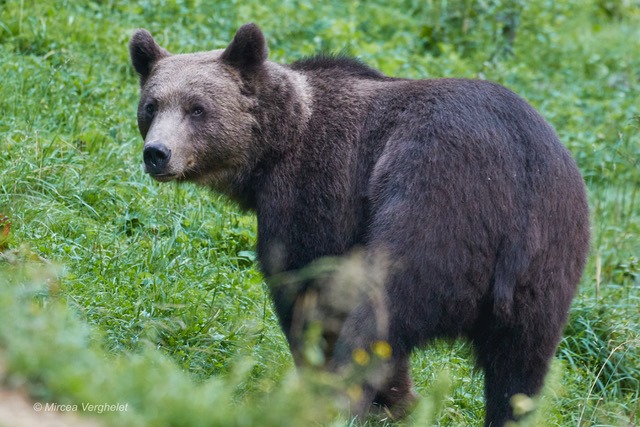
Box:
474, 326, 558, 427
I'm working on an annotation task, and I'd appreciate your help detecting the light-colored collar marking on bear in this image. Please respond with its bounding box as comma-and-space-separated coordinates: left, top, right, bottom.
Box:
267, 62, 314, 126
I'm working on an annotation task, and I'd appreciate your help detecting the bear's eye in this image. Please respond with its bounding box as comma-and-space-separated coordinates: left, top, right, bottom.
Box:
145, 103, 156, 116
192, 106, 204, 117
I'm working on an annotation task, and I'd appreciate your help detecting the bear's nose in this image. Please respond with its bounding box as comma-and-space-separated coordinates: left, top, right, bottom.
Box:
143, 142, 172, 173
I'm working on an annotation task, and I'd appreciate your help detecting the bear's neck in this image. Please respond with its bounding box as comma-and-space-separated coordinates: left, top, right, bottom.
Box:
248, 66, 388, 277
218, 64, 314, 210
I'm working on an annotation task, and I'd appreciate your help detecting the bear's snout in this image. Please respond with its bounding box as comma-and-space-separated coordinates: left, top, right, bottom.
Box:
143, 142, 172, 176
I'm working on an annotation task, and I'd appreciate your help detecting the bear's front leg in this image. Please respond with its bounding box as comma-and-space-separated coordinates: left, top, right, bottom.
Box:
329, 298, 413, 421
372, 355, 419, 420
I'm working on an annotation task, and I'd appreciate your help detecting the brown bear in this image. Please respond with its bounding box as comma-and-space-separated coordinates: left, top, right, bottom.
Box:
129, 23, 590, 426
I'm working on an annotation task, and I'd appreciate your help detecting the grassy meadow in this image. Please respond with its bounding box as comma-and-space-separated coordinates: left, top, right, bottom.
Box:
0, 0, 639, 426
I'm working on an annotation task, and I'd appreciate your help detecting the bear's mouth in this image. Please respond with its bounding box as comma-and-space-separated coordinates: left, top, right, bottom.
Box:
148, 172, 177, 182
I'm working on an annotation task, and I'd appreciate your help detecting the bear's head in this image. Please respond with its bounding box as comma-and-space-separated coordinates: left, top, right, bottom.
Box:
129, 24, 274, 195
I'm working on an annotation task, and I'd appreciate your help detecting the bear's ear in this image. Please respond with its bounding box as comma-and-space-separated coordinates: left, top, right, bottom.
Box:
129, 29, 169, 85
221, 23, 268, 71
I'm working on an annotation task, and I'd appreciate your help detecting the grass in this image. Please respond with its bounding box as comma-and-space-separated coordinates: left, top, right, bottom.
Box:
1, 0, 639, 425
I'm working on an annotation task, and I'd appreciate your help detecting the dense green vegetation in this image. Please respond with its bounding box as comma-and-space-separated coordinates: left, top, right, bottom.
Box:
1, 0, 638, 425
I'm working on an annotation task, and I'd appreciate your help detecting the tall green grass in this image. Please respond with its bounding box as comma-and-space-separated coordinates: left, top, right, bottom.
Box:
1, 0, 638, 425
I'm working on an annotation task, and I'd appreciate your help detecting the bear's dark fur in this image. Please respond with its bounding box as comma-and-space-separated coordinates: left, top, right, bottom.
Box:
129, 23, 590, 426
